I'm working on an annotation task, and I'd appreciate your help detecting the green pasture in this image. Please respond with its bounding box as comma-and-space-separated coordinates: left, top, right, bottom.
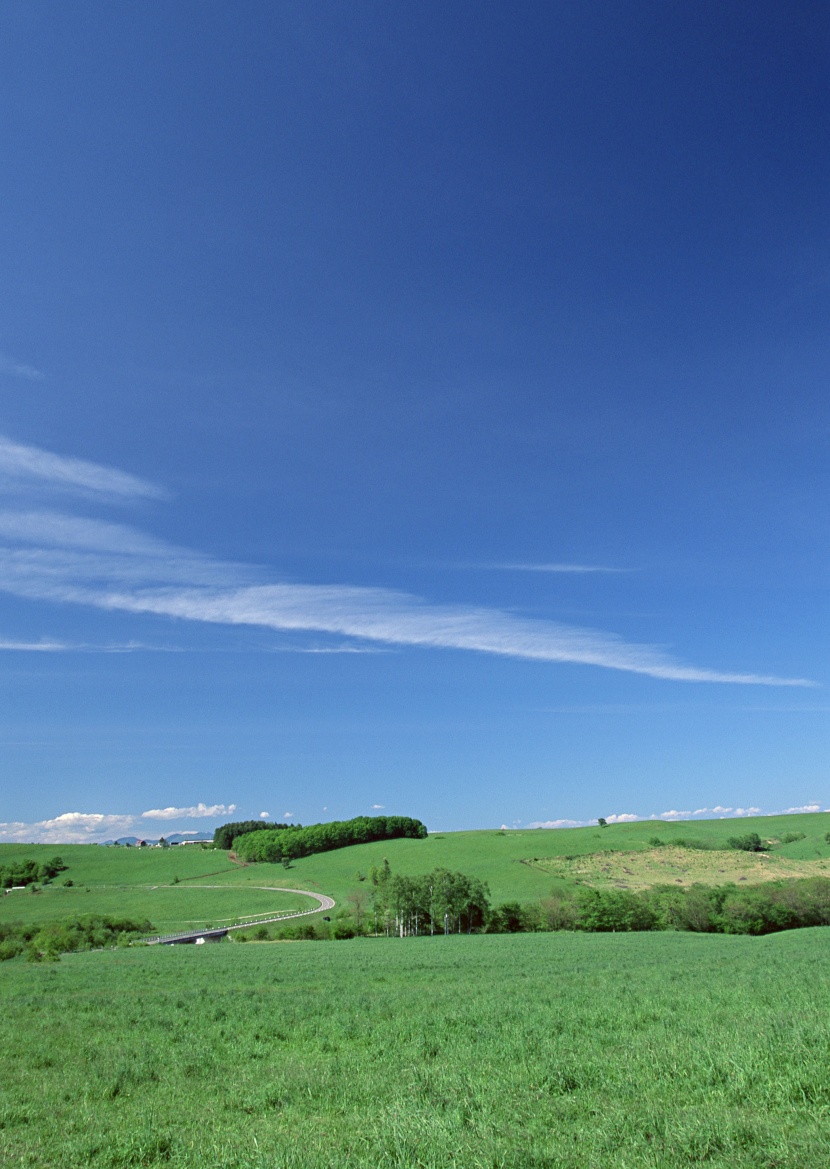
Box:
0, 842, 241, 887
3, 929, 830, 1167
4, 812, 830, 925
0, 884, 312, 935
228, 810, 830, 906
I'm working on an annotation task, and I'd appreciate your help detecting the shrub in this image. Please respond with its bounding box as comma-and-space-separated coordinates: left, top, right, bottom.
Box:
488, 902, 527, 933
727, 832, 765, 852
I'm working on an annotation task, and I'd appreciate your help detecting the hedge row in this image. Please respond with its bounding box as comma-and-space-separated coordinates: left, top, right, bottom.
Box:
489, 877, 830, 936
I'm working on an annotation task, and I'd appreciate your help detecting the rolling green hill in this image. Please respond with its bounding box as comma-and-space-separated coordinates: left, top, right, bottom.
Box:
4, 811, 830, 933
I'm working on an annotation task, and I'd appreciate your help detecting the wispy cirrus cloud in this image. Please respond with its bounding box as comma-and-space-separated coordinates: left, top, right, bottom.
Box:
489, 562, 634, 574
0, 637, 75, 651
0, 435, 165, 501
0, 353, 44, 381
0, 636, 181, 653
0, 435, 815, 686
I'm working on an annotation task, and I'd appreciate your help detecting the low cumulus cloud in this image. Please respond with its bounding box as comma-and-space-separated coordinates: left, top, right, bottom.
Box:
526, 818, 587, 829
527, 802, 826, 832
141, 803, 236, 821
1, 802, 240, 843
0, 434, 815, 686
0, 811, 136, 844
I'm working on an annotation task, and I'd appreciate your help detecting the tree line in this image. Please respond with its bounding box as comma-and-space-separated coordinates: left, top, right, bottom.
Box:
231, 815, 428, 864
237, 869, 830, 943
488, 877, 830, 936
212, 820, 295, 850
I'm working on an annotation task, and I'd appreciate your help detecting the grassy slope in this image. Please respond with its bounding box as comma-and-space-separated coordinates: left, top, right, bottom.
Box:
246, 810, 830, 906
0, 845, 317, 935
3, 811, 830, 927
3, 929, 830, 1167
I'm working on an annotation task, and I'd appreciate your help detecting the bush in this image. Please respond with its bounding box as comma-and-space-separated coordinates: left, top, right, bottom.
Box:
1, 914, 153, 961
727, 832, 765, 852
780, 832, 806, 845
488, 902, 527, 933
576, 889, 658, 932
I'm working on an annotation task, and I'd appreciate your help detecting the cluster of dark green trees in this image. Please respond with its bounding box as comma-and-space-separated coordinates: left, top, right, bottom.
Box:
0, 914, 152, 962
232, 815, 427, 864
0, 856, 66, 889
212, 820, 294, 850
489, 877, 830, 936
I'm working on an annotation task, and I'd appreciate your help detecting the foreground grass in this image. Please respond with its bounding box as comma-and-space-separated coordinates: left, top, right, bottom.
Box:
2, 930, 830, 1167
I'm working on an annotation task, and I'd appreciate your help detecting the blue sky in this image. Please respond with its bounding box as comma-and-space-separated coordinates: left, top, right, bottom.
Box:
0, 2, 827, 843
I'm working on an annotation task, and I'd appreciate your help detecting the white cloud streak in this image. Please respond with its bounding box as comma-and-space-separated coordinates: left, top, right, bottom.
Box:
0, 435, 165, 500
491, 562, 634, 574
0, 435, 814, 686
0, 637, 75, 651
0, 354, 44, 381
69, 582, 807, 685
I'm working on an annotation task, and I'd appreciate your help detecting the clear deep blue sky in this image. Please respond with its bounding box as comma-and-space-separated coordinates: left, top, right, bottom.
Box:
0, 2, 827, 842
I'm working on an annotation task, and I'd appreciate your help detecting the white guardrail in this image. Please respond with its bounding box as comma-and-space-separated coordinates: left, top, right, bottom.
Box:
144, 887, 336, 945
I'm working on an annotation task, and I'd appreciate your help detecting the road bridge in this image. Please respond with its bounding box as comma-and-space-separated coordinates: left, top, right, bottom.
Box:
144, 887, 336, 945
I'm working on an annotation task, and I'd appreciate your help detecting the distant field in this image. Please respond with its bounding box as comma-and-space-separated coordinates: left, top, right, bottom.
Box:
3, 929, 830, 1167
4, 811, 830, 923
0, 884, 313, 935
0, 844, 324, 935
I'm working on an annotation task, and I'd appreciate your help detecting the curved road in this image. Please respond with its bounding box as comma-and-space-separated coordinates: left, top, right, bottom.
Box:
146, 886, 336, 945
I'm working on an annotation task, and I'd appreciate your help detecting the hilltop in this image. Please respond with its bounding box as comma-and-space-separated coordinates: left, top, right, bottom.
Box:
3, 811, 830, 935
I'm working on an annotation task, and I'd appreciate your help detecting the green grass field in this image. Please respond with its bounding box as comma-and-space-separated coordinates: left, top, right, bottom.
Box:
0, 845, 321, 936
4, 816, 830, 1165
276, 811, 830, 905
4, 811, 830, 933
3, 929, 830, 1167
